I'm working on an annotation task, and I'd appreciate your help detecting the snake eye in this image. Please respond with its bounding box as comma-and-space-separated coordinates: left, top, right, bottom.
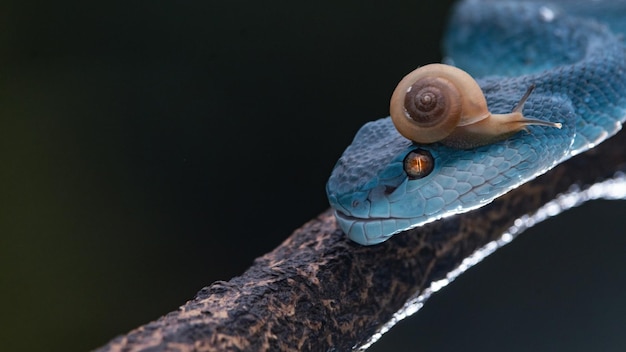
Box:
403, 149, 434, 179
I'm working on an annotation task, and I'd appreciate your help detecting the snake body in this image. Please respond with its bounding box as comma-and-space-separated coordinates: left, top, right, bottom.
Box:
326, 0, 626, 245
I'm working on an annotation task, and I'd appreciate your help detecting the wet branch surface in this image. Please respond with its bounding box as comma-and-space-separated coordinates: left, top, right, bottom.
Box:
96, 129, 626, 352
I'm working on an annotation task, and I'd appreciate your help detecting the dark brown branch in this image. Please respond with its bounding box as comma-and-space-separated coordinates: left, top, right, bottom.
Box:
96, 129, 626, 352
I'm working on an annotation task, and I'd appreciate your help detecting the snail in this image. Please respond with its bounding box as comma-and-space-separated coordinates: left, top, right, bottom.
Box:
389, 63, 562, 149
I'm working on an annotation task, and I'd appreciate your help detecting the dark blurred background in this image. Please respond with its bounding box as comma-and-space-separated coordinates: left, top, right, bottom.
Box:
1, 1, 625, 351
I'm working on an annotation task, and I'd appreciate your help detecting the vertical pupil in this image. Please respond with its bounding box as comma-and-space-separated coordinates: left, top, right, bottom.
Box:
403, 149, 434, 179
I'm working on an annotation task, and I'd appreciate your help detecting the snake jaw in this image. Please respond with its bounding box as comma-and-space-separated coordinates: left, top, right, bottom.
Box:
332, 210, 407, 246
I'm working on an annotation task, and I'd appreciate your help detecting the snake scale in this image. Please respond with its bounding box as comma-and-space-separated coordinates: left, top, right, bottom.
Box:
327, 0, 626, 245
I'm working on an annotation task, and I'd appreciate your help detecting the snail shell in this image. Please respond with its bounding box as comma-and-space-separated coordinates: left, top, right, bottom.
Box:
390, 63, 561, 149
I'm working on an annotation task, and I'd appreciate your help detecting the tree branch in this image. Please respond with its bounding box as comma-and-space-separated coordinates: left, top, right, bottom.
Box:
96, 129, 626, 352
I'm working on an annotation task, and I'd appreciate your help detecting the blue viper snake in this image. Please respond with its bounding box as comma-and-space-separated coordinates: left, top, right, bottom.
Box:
94, 1, 626, 350
327, 0, 626, 246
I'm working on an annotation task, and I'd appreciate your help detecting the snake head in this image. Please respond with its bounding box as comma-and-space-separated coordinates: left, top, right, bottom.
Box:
327, 119, 414, 245
327, 90, 574, 246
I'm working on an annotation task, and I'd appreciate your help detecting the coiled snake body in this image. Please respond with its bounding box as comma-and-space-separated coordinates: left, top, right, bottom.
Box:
327, 0, 626, 245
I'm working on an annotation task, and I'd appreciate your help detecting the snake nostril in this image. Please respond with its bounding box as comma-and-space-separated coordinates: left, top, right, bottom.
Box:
352, 200, 360, 208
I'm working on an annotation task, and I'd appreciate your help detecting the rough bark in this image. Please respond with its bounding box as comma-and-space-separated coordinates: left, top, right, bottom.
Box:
96, 129, 626, 352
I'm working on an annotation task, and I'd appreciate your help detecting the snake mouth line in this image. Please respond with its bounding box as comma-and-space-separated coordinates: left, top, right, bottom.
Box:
334, 210, 404, 222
